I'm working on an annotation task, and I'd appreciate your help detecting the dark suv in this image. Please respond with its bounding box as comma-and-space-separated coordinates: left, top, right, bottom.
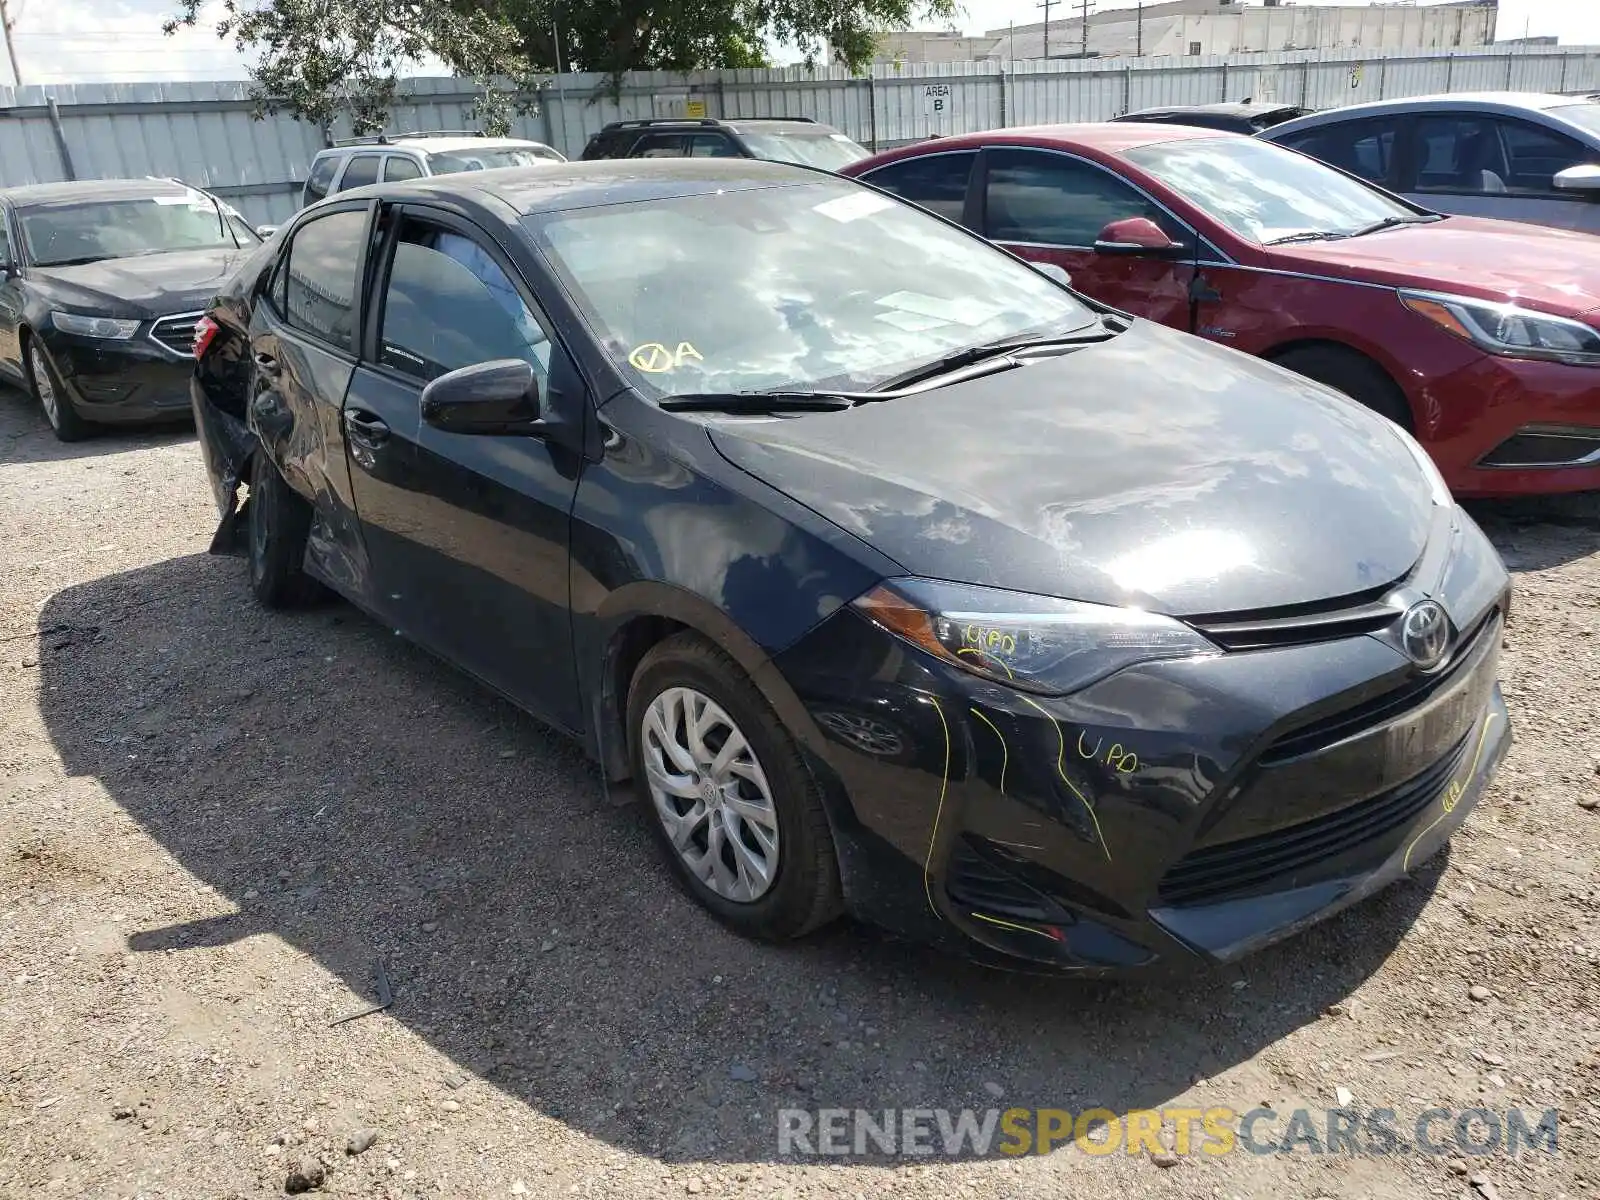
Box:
580, 117, 870, 171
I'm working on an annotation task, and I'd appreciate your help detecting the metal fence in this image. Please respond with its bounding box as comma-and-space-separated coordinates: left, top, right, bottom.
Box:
1, 44, 1597, 224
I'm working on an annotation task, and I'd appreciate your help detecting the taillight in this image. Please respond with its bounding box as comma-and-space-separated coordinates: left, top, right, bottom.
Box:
193, 314, 220, 360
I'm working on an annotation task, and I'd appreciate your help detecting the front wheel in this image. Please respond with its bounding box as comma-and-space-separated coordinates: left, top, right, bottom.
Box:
26, 338, 89, 442
628, 632, 843, 941
1273, 345, 1413, 430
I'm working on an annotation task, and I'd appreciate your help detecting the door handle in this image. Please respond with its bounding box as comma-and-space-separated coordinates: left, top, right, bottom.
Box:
254, 352, 280, 376
343, 408, 390, 447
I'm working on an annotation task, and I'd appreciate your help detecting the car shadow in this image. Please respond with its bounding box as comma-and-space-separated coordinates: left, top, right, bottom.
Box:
1464, 494, 1600, 573
0, 385, 195, 463
36, 552, 1442, 1165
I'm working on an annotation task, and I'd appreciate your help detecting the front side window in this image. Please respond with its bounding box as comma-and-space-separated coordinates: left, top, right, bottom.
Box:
20, 190, 241, 267
686, 135, 740, 158
531, 177, 1099, 398
740, 131, 871, 170
281, 209, 366, 352
859, 151, 977, 223
304, 156, 338, 203
1495, 120, 1591, 195
335, 155, 382, 192
631, 134, 688, 159
1123, 136, 1417, 245
983, 148, 1182, 247
378, 220, 551, 383
1414, 115, 1509, 194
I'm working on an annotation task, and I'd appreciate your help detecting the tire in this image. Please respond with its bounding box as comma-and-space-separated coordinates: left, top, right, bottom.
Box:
246, 452, 324, 609
1272, 345, 1413, 430
628, 631, 843, 941
25, 336, 90, 443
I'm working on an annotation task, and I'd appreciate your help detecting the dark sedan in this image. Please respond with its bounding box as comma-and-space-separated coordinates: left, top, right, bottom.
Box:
0, 178, 261, 441
192, 160, 1511, 974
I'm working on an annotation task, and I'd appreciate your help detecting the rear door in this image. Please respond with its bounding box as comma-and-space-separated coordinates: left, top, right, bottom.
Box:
247, 201, 375, 598
976, 147, 1197, 330
0, 204, 23, 380
342, 203, 586, 731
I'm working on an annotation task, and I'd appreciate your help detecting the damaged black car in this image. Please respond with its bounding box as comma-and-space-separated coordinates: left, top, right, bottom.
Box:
0, 177, 261, 441
191, 160, 1512, 974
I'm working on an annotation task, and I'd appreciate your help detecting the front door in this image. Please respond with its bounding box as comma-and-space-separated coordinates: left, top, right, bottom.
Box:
976, 147, 1197, 331
342, 204, 586, 731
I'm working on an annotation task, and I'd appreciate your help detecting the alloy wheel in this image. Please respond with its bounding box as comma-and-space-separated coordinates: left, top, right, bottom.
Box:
30, 345, 59, 428
641, 685, 780, 903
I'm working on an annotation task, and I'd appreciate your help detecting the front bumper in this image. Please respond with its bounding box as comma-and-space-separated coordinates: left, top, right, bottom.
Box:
1416, 352, 1600, 498
39, 321, 198, 425
774, 520, 1512, 975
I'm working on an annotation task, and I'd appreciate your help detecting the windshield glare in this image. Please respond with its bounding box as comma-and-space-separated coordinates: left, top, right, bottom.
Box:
1124, 137, 1417, 243
21, 193, 238, 266
1550, 102, 1600, 138
740, 131, 871, 171
532, 181, 1097, 397
429, 146, 566, 174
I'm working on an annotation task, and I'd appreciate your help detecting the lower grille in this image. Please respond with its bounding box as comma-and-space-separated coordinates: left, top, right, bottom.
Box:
1480, 425, 1600, 469
1157, 733, 1471, 907
945, 838, 1056, 923
149, 312, 204, 358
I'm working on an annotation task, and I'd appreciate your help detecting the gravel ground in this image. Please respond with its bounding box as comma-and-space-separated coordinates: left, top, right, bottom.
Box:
1, 388, 1597, 1200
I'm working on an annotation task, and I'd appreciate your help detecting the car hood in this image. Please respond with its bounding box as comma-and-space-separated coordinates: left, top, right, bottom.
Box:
1275, 216, 1600, 320
708, 320, 1435, 617
31, 246, 247, 317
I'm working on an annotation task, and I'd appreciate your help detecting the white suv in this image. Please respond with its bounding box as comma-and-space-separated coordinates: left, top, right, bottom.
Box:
299, 132, 567, 209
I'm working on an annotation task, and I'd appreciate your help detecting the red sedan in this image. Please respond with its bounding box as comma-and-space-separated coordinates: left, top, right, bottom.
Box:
841, 124, 1600, 497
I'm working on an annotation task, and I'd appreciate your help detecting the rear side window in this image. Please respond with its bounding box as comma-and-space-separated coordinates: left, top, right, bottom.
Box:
859, 151, 977, 223
1414, 115, 1507, 194
632, 133, 688, 158
686, 134, 740, 158
282, 209, 366, 353
335, 155, 382, 193
303, 156, 338, 204
383, 156, 424, 182
1281, 119, 1399, 187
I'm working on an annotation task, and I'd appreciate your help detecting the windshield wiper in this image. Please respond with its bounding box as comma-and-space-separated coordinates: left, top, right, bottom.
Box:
1264, 230, 1342, 246
1343, 214, 1444, 238
35, 255, 111, 267
872, 326, 1115, 393
659, 391, 858, 413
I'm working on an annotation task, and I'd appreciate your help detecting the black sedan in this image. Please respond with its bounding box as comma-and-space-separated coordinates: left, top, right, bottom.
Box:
0, 178, 261, 441
191, 159, 1512, 974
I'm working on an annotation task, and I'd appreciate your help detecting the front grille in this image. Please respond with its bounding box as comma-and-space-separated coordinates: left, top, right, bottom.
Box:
1157, 732, 1471, 907
149, 311, 204, 358
1187, 581, 1400, 651
1257, 611, 1496, 766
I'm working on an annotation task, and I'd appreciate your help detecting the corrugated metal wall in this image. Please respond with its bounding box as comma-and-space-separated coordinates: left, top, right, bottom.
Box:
0, 45, 1595, 224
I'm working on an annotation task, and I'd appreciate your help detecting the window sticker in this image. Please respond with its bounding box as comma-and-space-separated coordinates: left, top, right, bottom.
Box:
813, 192, 896, 223
629, 341, 704, 372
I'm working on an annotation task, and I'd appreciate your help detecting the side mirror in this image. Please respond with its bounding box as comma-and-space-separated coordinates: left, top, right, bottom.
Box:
420, 359, 541, 435
256, 224, 279, 239
1094, 217, 1187, 258
1031, 261, 1073, 289
1553, 164, 1600, 197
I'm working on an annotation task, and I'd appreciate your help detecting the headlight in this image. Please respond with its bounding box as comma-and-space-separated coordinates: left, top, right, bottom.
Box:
1387, 421, 1453, 507
1400, 290, 1600, 367
851, 578, 1218, 695
52, 312, 141, 340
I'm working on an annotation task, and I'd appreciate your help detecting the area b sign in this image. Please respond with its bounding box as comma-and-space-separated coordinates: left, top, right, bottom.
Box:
924, 84, 951, 116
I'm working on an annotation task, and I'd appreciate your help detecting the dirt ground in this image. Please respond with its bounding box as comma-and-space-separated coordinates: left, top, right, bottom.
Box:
0, 388, 1597, 1200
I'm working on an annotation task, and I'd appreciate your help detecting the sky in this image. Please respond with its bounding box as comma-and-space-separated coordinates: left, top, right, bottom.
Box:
9, 0, 1600, 87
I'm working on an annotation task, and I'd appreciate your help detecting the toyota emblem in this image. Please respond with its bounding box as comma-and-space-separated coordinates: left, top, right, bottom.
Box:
1400, 600, 1450, 670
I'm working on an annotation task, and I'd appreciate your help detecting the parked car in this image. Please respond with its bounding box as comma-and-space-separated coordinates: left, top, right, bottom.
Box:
580, 116, 870, 171
1260, 92, 1600, 234
0, 176, 261, 441
301, 132, 567, 209
1114, 100, 1310, 134
843, 123, 1600, 497
191, 159, 1510, 975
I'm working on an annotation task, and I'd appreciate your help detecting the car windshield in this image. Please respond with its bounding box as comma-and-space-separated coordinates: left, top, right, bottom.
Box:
1550, 102, 1600, 138
21, 191, 240, 266
1123, 136, 1418, 244
427, 145, 566, 173
530, 178, 1099, 398
739, 130, 871, 171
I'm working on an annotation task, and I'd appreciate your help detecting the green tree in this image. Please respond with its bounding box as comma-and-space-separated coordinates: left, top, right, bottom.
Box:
166, 0, 954, 133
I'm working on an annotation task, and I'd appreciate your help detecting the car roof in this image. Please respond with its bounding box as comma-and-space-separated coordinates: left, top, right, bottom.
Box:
897, 121, 1237, 156
1266, 91, 1598, 134
0, 177, 199, 207
600, 118, 839, 136
316, 136, 558, 157
1124, 101, 1301, 119
325, 157, 843, 216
